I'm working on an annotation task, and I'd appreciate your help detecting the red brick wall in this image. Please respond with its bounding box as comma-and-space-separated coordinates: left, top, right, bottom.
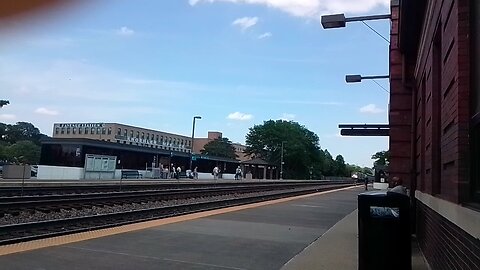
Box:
411, 0, 470, 204
416, 201, 480, 269
389, 2, 413, 187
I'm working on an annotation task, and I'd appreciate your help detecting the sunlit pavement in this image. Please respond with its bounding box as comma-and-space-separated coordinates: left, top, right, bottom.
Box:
0, 186, 428, 269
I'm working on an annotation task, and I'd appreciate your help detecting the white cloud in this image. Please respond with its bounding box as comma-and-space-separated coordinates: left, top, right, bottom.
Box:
0, 114, 15, 120
359, 104, 384, 114
116, 26, 135, 36
227, 112, 254, 121
280, 113, 296, 121
0, 58, 214, 134
190, 0, 389, 18
258, 32, 272, 39
232, 17, 258, 31
35, 107, 59, 116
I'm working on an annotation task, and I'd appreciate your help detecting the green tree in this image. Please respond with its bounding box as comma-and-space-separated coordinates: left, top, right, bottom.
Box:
372, 150, 390, 167
322, 149, 335, 176
1, 122, 44, 145
201, 137, 237, 159
5, 140, 41, 164
0, 100, 9, 108
245, 120, 322, 179
334, 154, 347, 176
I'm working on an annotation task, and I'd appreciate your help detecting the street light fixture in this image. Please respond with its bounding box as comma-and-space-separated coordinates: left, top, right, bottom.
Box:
321, 13, 391, 29
189, 116, 201, 171
345, 74, 389, 83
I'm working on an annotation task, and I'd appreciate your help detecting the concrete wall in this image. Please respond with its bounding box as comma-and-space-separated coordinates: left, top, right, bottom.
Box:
197, 172, 236, 180
37, 165, 84, 180
2, 165, 31, 179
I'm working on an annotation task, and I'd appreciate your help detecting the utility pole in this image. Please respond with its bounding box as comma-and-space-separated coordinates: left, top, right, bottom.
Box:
189, 116, 201, 171
280, 141, 285, 180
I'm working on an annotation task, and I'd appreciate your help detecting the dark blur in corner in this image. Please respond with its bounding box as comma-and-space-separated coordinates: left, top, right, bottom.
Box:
0, 0, 91, 32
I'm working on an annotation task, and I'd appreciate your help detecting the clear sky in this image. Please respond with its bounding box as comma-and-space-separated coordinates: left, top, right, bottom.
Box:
0, 0, 390, 167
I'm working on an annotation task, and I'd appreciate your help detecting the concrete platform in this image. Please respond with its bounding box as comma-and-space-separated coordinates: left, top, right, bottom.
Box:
0, 187, 362, 270
0, 186, 429, 269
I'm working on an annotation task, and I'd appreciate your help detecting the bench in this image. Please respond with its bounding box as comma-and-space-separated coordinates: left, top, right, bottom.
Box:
121, 170, 142, 179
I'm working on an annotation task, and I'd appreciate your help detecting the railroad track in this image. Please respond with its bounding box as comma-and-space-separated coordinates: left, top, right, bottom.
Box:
0, 180, 338, 197
0, 182, 344, 215
0, 182, 355, 245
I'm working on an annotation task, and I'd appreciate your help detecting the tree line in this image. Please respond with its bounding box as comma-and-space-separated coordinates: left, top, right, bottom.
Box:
0, 119, 387, 177
0, 122, 48, 164
200, 120, 373, 179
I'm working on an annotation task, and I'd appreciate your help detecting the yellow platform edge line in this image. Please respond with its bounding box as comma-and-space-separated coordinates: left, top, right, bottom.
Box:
0, 185, 359, 256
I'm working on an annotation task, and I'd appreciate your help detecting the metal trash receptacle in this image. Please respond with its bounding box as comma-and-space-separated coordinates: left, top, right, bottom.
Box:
358, 191, 411, 270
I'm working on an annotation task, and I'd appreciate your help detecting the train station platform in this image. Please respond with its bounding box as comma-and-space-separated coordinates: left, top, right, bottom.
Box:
0, 186, 429, 269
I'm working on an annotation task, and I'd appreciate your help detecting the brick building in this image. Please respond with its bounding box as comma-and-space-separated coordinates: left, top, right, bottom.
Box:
47, 122, 257, 177
193, 131, 249, 161
53, 123, 193, 153
390, 0, 480, 268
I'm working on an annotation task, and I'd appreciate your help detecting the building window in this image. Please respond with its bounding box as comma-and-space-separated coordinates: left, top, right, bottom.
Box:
61, 128, 65, 134
91, 128, 95, 134
136, 131, 139, 138
66, 127, 70, 134
117, 128, 121, 135
130, 130, 133, 137
123, 129, 127, 137
160, 136, 163, 144
107, 127, 112, 135
85, 127, 89, 134
79, 128, 82, 134
96, 127, 101, 134
156, 135, 159, 142
55, 127, 59, 134
141, 132, 145, 140
72, 127, 76, 134
102, 128, 106, 135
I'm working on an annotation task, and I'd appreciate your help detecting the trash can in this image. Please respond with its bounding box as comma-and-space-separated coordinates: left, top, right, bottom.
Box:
358, 191, 411, 270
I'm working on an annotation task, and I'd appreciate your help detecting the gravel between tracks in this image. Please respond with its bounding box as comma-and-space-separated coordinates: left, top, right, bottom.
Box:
0, 187, 321, 226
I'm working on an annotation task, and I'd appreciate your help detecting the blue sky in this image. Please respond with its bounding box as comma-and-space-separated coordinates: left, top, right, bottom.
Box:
0, 0, 390, 167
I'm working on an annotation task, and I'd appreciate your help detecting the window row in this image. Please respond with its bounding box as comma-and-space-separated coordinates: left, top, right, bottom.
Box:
54, 126, 192, 148
115, 128, 191, 148
115, 140, 192, 153
56, 127, 111, 135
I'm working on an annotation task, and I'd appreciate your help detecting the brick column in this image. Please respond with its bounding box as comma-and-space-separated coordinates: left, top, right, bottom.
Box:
389, 1, 412, 187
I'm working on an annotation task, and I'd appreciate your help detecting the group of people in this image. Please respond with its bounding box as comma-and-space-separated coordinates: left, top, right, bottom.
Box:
156, 164, 243, 180
156, 164, 198, 179
211, 165, 243, 180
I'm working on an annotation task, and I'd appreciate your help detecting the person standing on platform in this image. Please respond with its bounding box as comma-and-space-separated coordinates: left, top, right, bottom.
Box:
194, 166, 198, 180
176, 166, 181, 179
235, 166, 242, 180
213, 166, 219, 180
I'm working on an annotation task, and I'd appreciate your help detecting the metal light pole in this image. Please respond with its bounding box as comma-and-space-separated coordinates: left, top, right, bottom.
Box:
280, 141, 285, 180
321, 13, 391, 29
345, 74, 389, 83
189, 116, 201, 171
